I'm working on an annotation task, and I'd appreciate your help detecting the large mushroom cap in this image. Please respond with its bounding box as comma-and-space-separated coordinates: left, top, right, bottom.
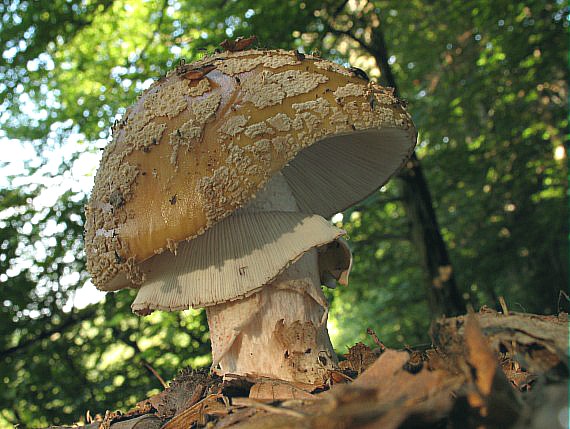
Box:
85, 48, 417, 292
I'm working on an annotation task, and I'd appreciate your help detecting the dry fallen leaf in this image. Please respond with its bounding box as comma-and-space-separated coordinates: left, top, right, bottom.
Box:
316, 349, 462, 429
456, 312, 521, 426
338, 342, 379, 374
464, 312, 499, 400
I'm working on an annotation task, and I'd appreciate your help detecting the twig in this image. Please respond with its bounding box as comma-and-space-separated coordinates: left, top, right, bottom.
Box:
558, 290, 569, 313
366, 328, 387, 352
332, 0, 350, 17
141, 359, 168, 389
499, 296, 509, 316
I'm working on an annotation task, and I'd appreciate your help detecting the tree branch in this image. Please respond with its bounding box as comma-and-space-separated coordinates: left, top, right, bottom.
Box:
332, 0, 350, 18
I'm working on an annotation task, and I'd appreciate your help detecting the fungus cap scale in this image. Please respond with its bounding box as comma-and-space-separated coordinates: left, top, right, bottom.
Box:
85, 49, 416, 291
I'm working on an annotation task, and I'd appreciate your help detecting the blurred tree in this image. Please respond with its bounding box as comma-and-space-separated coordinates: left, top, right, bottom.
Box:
0, 0, 567, 426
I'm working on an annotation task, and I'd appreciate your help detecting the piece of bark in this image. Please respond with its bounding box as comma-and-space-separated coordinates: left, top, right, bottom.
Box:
148, 368, 220, 419
432, 309, 568, 375
249, 379, 316, 401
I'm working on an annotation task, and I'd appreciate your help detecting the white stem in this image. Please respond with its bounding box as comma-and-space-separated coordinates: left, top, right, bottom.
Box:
205, 172, 338, 384
206, 248, 338, 384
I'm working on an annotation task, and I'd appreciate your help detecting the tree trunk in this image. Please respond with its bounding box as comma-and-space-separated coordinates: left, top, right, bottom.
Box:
398, 156, 466, 316
367, 25, 466, 317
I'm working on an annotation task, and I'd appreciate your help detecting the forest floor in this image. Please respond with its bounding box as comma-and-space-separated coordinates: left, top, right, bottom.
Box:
57, 308, 568, 429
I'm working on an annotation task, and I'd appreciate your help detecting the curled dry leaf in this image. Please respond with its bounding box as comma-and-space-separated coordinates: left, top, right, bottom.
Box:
448, 312, 521, 427
300, 349, 463, 429
464, 312, 500, 399
351, 349, 459, 405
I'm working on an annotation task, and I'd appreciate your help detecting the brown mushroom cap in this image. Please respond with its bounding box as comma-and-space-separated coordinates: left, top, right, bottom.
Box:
85, 49, 416, 291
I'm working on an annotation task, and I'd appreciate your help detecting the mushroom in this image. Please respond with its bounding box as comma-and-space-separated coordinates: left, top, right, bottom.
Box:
84, 48, 417, 385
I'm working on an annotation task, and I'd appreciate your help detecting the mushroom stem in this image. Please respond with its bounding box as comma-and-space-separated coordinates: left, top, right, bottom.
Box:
205, 172, 338, 384
206, 248, 338, 384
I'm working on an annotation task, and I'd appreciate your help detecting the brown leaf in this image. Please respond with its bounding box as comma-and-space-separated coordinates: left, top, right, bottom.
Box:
352, 349, 456, 403
350, 349, 409, 390
315, 349, 461, 429
459, 312, 521, 425
338, 342, 379, 374
464, 312, 498, 397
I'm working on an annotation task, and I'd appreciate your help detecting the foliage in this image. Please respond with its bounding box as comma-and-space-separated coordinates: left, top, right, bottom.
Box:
0, 0, 567, 426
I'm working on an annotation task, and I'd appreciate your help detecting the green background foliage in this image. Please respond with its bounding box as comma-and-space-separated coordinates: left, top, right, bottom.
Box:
1, 0, 567, 426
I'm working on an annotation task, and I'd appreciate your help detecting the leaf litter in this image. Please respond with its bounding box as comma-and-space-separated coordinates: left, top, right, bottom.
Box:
51, 309, 568, 429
